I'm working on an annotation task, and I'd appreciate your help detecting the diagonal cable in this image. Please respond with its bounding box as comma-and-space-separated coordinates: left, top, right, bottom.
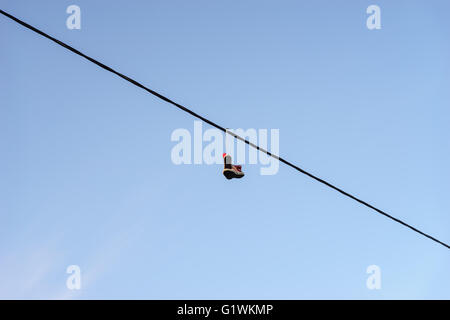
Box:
1, 9, 448, 250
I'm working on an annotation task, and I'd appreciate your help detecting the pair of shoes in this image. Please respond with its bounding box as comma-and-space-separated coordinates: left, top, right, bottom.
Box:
222, 153, 245, 180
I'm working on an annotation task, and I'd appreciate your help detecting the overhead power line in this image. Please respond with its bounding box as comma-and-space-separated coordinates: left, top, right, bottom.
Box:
1, 9, 448, 250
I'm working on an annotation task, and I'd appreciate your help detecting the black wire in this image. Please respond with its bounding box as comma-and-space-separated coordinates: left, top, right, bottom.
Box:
1, 9, 449, 250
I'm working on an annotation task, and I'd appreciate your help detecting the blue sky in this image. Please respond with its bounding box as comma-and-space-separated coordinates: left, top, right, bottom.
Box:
1, 0, 449, 299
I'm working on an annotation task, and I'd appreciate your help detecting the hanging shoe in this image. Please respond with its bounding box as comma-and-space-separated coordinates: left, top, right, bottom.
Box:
222, 153, 245, 180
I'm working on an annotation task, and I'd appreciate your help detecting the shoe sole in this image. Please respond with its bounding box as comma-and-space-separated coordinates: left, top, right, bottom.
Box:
223, 170, 244, 180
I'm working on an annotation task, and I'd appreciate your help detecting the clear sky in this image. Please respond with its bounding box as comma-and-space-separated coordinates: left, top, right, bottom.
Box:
1, 0, 449, 299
